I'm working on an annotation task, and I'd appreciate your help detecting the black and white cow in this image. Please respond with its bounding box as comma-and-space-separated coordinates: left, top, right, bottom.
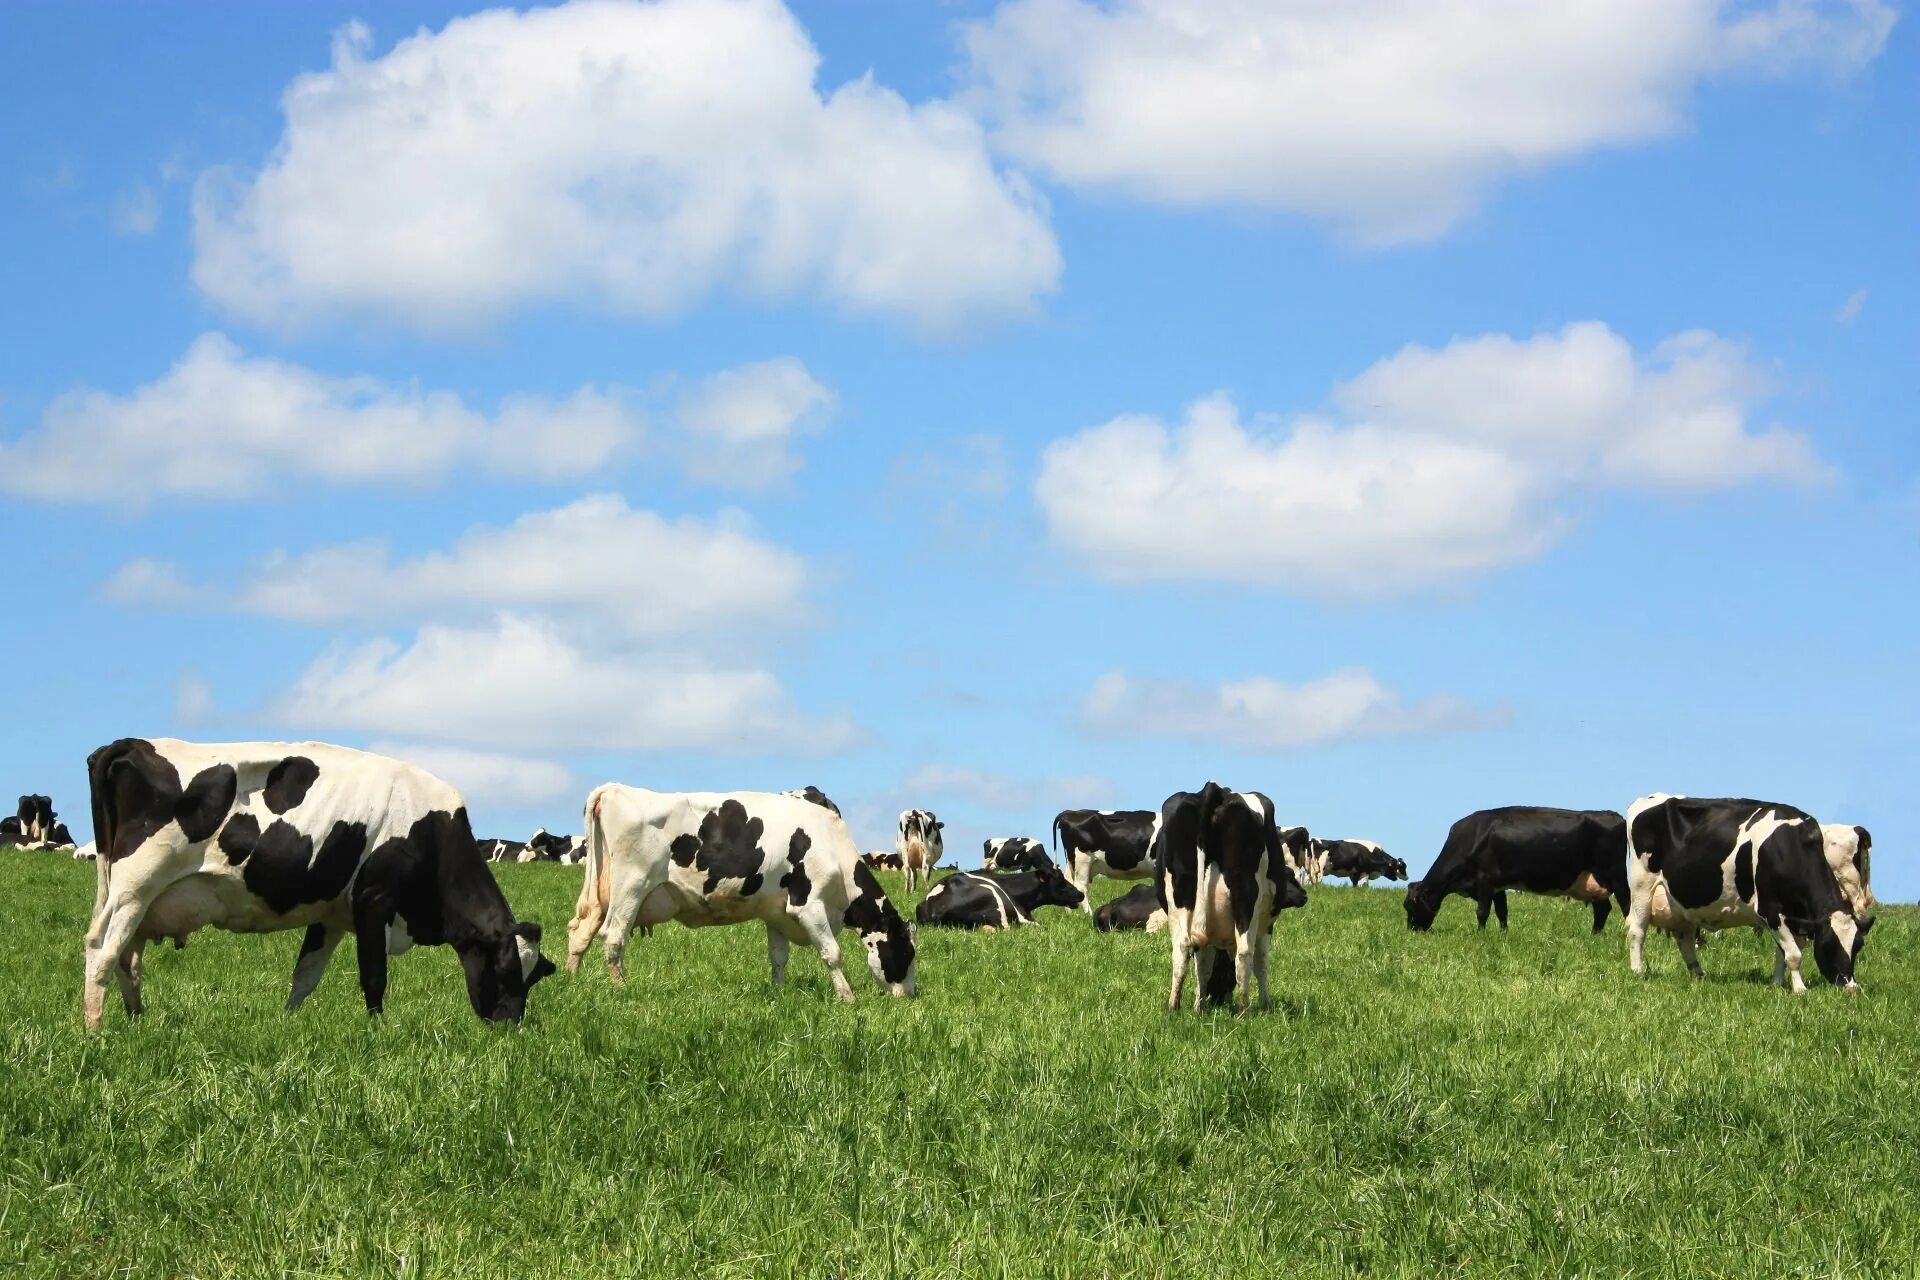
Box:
1820, 823, 1875, 919
567, 786, 916, 999
479, 838, 526, 863
914, 863, 1084, 930
1405, 807, 1629, 934
1093, 882, 1166, 933
981, 836, 1052, 872
1155, 784, 1308, 1012
783, 786, 841, 817
523, 828, 585, 864
863, 850, 904, 871
897, 809, 944, 892
1278, 825, 1315, 883
1053, 808, 1158, 915
1314, 839, 1407, 885
1, 794, 59, 848
1625, 794, 1871, 993
81, 738, 554, 1030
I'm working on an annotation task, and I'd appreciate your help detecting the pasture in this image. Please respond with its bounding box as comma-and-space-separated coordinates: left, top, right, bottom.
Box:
2, 855, 1915, 1278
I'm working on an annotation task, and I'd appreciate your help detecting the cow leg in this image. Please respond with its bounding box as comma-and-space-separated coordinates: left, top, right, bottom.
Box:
1475, 894, 1494, 930
1071, 856, 1095, 915
1772, 922, 1808, 994
1233, 931, 1262, 1013
351, 899, 393, 1015
287, 923, 346, 1011
83, 892, 152, 1030
1191, 947, 1216, 1012
1493, 891, 1509, 929
1251, 927, 1274, 1013
1591, 900, 1612, 934
766, 926, 791, 986
1166, 906, 1194, 1012
114, 941, 146, 1018
1674, 928, 1705, 979
798, 913, 855, 1001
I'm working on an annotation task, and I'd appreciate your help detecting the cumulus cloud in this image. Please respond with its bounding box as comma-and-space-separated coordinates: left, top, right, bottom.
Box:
0, 333, 641, 504
1082, 668, 1506, 751
278, 614, 861, 755
963, 0, 1895, 241
1035, 323, 1828, 596
364, 741, 576, 806
103, 558, 214, 610
675, 357, 834, 487
192, 0, 1060, 334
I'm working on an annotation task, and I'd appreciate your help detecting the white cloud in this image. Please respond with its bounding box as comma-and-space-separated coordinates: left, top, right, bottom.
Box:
1035, 323, 1829, 596
103, 558, 213, 609
174, 672, 216, 725
898, 764, 1113, 813
1835, 287, 1868, 324
192, 0, 1060, 334
1082, 668, 1506, 751
675, 357, 834, 488
364, 741, 576, 806
0, 334, 641, 504
113, 183, 160, 236
277, 613, 860, 755
963, 0, 1894, 241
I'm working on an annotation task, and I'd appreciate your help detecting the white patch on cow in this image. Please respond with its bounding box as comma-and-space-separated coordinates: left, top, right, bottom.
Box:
515, 932, 540, 981
386, 918, 415, 956
1820, 823, 1875, 918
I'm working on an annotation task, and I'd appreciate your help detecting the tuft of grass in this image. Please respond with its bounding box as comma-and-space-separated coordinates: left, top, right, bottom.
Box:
1, 855, 1915, 1278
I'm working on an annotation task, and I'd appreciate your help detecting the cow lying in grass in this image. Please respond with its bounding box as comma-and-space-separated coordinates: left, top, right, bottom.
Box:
914, 864, 1083, 930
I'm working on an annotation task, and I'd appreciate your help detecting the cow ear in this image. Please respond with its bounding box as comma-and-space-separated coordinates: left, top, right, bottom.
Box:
1782, 915, 1820, 939
516, 921, 543, 944
1856, 916, 1875, 938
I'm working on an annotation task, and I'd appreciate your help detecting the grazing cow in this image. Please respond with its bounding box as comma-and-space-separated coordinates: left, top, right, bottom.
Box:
1405, 807, 1629, 934
1053, 808, 1158, 914
915, 863, 1084, 930
523, 828, 585, 864
1156, 784, 1308, 1012
897, 809, 944, 892
81, 738, 554, 1030
863, 851, 904, 871
1626, 794, 1871, 993
1093, 882, 1166, 934
783, 786, 841, 817
1820, 824, 1875, 919
479, 838, 526, 863
567, 786, 916, 999
981, 836, 1052, 872
1315, 839, 1407, 885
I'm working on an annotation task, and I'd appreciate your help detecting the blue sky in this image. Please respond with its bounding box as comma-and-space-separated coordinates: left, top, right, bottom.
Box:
3, 0, 1914, 896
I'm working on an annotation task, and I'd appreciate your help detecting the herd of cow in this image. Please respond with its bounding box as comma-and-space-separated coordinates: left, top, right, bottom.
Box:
0, 736, 1879, 1029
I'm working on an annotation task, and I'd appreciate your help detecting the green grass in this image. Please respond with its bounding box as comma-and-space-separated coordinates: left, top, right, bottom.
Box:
1, 856, 1915, 1278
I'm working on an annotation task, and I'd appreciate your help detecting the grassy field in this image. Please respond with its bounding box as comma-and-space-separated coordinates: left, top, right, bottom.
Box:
1, 855, 1915, 1278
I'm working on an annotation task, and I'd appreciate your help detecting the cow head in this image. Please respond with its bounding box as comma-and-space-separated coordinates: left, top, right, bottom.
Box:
1802, 913, 1872, 990
1029, 863, 1085, 912
1273, 861, 1309, 912
458, 921, 556, 1023
848, 861, 917, 996
1403, 881, 1439, 931
1387, 857, 1410, 882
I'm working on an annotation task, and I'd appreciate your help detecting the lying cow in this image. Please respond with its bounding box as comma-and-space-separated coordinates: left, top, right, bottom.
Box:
981, 836, 1052, 872
1093, 882, 1166, 933
1053, 808, 1158, 914
1157, 784, 1308, 1012
1405, 807, 1628, 934
479, 838, 526, 862
1626, 793, 1871, 993
72, 840, 97, 861
863, 850, 904, 871
523, 828, 585, 864
81, 738, 554, 1029
567, 786, 916, 999
1314, 839, 1407, 885
1820, 824, 1875, 919
897, 809, 944, 892
783, 786, 841, 817
915, 863, 1084, 930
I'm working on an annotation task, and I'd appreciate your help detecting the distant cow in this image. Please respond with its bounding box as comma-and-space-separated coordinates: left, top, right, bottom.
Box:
863, 851, 904, 871
1053, 808, 1158, 914
72, 841, 97, 861
1093, 882, 1166, 933
567, 786, 916, 999
2, 794, 59, 848
897, 809, 944, 892
1405, 807, 1629, 934
915, 863, 1084, 930
1820, 824, 1875, 919
1626, 794, 1871, 992
783, 786, 841, 817
82, 738, 554, 1030
479, 838, 526, 863
523, 828, 585, 864
1278, 825, 1315, 883
981, 836, 1052, 872
1156, 784, 1308, 1012
1315, 839, 1407, 885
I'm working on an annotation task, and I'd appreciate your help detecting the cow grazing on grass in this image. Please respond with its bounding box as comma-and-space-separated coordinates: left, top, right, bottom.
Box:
897, 809, 944, 892
1053, 808, 1158, 914
914, 864, 1084, 930
567, 786, 916, 999
863, 851, 904, 871
1626, 794, 1871, 993
81, 738, 554, 1030
981, 836, 1052, 872
1315, 839, 1407, 885
523, 828, 585, 864
1820, 824, 1875, 919
1093, 882, 1166, 933
1156, 784, 1308, 1012
1405, 807, 1629, 934
783, 786, 841, 817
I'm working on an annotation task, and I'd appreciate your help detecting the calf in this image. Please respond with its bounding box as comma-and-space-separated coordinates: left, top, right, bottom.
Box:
981, 835, 1052, 872
897, 809, 944, 892
567, 786, 916, 999
1820, 824, 1875, 919
1053, 808, 1158, 914
1156, 784, 1308, 1012
81, 738, 553, 1029
1405, 807, 1628, 934
1093, 882, 1166, 933
783, 786, 841, 817
914, 863, 1084, 930
1315, 839, 1407, 885
1626, 794, 1871, 992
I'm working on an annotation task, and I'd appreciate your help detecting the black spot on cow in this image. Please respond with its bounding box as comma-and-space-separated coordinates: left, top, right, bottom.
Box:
1734, 846, 1756, 903
263, 756, 320, 815
789, 786, 841, 817
218, 813, 262, 865
89, 739, 178, 862
783, 828, 813, 907
845, 860, 915, 985
241, 819, 366, 915
670, 800, 768, 895
177, 765, 238, 843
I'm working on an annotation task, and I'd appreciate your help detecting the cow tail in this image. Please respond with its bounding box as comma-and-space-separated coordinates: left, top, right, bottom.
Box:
569, 785, 611, 949
1191, 783, 1226, 946
84, 741, 124, 933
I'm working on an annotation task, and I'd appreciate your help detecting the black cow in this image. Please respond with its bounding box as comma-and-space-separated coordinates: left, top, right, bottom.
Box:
81, 738, 554, 1029
1093, 882, 1165, 933
914, 864, 1084, 929
1053, 808, 1158, 914
1405, 807, 1628, 934
981, 836, 1052, 872
1315, 839, 1407, 885
1155, 784, 1308, 1012
1626, 793, 1871, 992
